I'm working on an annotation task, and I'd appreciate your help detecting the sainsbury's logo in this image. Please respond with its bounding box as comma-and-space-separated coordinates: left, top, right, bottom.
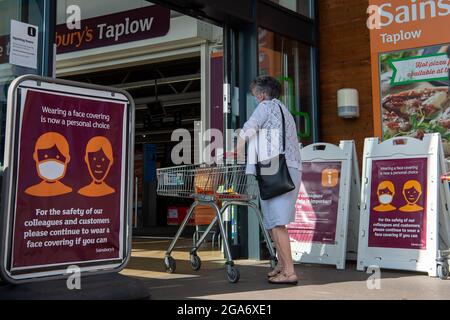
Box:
367, 0, 450, 30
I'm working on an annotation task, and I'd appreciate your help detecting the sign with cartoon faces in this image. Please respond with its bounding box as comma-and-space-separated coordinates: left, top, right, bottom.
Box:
0, 76, 133, 283
289, 162, 342, 245
369, 158, 427, 250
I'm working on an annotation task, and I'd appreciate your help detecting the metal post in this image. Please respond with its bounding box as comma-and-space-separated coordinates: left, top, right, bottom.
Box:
41, 0, 56, 77
200, 42, 210, 164
134, 177, 138, 228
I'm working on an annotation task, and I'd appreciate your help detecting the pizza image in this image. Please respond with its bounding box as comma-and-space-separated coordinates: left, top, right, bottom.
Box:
382, 87, 450, 153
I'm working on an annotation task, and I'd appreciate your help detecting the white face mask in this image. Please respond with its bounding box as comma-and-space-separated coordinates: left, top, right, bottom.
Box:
253, 96, 260, 108
38, 160, 65, 181
379, 194, 393, 205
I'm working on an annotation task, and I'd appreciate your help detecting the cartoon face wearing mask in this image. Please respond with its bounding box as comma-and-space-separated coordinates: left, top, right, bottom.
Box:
373, 181, 396, 212
25, 132, 72, 197
378, 188, 393, 204
36, 145, 67, 181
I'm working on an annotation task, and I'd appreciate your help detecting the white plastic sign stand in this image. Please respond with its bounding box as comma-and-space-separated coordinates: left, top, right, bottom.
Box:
357, 133, 450, 277
342, 140, 362, 261
288, 140, 360, 269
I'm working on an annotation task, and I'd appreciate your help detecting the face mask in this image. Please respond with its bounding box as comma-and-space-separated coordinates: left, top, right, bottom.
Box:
379, 194, 393, 204
38, 160, 65, 181
253, 96, 260, 108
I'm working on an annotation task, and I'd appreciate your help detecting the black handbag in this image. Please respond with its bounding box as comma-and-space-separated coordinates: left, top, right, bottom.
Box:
255, 103, 295, 200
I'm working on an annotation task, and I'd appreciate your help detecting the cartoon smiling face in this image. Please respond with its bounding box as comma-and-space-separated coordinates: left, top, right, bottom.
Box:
404, 186, 421, 204
87, 148, 111, 182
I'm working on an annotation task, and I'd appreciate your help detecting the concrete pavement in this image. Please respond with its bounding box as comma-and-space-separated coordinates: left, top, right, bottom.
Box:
121, 237, 450, 300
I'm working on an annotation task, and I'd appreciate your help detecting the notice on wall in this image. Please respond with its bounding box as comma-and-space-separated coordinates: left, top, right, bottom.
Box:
11, 89, 127, 270
368, 158, 427, 250
288, 162, 341, 244
368, 0, 450, 154
9, 20, 38, 69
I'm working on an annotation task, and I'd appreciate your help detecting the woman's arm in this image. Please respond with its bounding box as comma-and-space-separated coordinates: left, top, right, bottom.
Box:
235, 135, 246, 162
239, 102, 269, 140
231, 102, 269, 159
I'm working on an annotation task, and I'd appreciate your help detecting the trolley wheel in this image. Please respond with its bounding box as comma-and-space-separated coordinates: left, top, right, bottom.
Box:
270, 257, 278, 269
164, 256, 176, 273
437, 263, 449, 280
226, 266, 240, 283
190, 253, 202, 271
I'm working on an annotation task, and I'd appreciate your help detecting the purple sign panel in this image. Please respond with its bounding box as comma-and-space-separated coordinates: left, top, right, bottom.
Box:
368, 158, 427, 250
12, 89, 126, 269
288, 162, 341, 244
56, 5, 170, 54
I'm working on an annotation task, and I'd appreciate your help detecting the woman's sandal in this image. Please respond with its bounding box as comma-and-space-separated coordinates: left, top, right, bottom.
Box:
268, 272, 298, 285
267, 265, 283, 278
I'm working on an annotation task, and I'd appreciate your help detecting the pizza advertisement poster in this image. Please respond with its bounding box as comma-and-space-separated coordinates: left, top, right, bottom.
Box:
11, 88, 127, 271
288, 162, 341, 245
368, 158, 427, 250
368, 0, 450, 150
379, 45, 450, 155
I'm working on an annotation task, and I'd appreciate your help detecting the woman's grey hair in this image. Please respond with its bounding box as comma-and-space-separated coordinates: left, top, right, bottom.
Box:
249, 76, 281, 99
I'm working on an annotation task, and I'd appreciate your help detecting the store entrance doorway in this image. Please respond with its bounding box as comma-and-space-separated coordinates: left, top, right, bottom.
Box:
56, 1, 226, 241
64, 56, 203, 234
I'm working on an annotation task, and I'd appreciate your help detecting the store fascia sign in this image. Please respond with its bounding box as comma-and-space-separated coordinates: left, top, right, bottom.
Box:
55, 5, 170, 54
367, 1, 450, 28
367, 0, 450, 47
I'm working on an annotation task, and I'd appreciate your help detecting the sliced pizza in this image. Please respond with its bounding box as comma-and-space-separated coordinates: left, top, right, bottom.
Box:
382, 87, 449, 119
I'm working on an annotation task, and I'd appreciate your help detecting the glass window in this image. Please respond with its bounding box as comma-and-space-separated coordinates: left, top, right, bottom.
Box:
269, 0, 314, 19
258, 28, 315, 145
0, 0, 47, 166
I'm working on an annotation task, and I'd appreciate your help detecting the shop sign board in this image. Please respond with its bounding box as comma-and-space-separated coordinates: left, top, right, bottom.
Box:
55, 5, 170, 54
287, 141, 360, 269
368, 0, 450, 155
0, 75, 134, 283
357, 133, 450, 276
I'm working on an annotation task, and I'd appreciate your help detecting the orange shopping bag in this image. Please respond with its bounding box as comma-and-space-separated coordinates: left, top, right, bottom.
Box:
194, 166, 223, 195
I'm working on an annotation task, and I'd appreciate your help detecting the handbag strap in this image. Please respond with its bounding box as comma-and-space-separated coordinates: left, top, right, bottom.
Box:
277, 103, 287, 153
256, 101, 287, 158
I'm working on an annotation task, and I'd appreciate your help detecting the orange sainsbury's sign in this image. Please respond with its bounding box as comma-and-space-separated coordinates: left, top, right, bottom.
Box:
368, 0, 450, 140
368, 1, 449, 48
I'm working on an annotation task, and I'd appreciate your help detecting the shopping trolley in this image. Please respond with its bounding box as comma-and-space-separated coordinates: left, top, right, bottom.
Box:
157, 163, 277, 283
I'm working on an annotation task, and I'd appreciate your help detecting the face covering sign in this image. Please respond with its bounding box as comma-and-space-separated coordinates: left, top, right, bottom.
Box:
289, 162, 341, 244
368, 158, 428, 250
10, 87, 127, 272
